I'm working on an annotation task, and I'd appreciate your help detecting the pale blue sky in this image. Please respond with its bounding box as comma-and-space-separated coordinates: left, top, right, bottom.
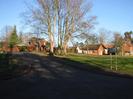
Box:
92, 0, 133, 33
0, 0, 133, 35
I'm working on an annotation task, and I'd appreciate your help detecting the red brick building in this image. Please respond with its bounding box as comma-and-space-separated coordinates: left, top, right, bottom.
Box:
81, 44, 106, 55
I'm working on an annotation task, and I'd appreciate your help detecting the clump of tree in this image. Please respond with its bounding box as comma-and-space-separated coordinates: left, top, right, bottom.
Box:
23, 0, 96, 55
0, 25, 22, 52
112, 32, 124, 55
110, 31, 133, 55
98, 28, 112, 44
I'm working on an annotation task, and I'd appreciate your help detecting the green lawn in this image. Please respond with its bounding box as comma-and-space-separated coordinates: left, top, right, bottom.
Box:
65, 54, 133, 75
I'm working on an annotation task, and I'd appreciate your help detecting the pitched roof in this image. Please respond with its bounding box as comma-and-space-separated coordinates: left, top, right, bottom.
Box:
82, 44, 105, 50
103, 44, 115, 48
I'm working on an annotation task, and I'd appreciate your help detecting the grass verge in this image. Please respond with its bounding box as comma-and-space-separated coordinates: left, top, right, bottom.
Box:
65, 54, 133, 75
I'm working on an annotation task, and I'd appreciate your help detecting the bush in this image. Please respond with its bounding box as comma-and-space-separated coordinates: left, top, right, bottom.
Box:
19, 46, 28, 52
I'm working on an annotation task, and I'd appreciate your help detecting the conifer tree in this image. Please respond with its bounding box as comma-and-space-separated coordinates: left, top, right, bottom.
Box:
9, 25, 19, 48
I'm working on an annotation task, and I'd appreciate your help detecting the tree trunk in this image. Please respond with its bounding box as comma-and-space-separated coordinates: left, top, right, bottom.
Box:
49, 33, 54, 55
63, 43, 67, 55
47, 9, 54, 55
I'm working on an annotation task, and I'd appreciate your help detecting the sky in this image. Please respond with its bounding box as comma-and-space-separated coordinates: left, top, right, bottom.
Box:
91, 0, 133, 34
0, 0, 133, 36
0, 0, 26, 32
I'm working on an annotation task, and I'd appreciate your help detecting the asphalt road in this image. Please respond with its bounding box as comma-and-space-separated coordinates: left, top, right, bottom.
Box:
0, 53, 133, 99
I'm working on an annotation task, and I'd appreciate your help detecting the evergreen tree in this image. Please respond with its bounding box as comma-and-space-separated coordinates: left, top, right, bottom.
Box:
9, 25, 19, 48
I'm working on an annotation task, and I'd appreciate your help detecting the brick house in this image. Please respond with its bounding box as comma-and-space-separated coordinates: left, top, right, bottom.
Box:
28, 38, 47, 52
77, 44, 106, 55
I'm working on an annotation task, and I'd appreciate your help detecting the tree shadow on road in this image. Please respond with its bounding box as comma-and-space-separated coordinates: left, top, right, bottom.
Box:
0, 53, 133, 99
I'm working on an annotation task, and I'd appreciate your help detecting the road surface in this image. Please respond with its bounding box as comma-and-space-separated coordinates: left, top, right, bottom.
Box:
0, 53, 133, 99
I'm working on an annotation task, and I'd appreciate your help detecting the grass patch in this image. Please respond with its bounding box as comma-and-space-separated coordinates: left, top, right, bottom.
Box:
65, 54, 133, 75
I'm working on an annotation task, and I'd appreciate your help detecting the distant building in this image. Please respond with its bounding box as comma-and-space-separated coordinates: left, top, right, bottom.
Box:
76, 44, 106, 55
76, 43, 117, 55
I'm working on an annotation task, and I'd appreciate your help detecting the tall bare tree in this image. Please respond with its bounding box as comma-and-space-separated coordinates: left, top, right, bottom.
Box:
23, 0, 55, 55
61, 0, 96, 54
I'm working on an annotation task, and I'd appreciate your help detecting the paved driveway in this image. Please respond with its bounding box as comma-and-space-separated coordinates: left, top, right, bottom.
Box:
0, 53, 133, 99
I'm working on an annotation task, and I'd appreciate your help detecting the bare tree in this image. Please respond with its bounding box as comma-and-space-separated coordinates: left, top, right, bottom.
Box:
0, 25, 13, 41
58, 0, 96, 54
98, 28, 107, 44
23, 0, 55, 55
